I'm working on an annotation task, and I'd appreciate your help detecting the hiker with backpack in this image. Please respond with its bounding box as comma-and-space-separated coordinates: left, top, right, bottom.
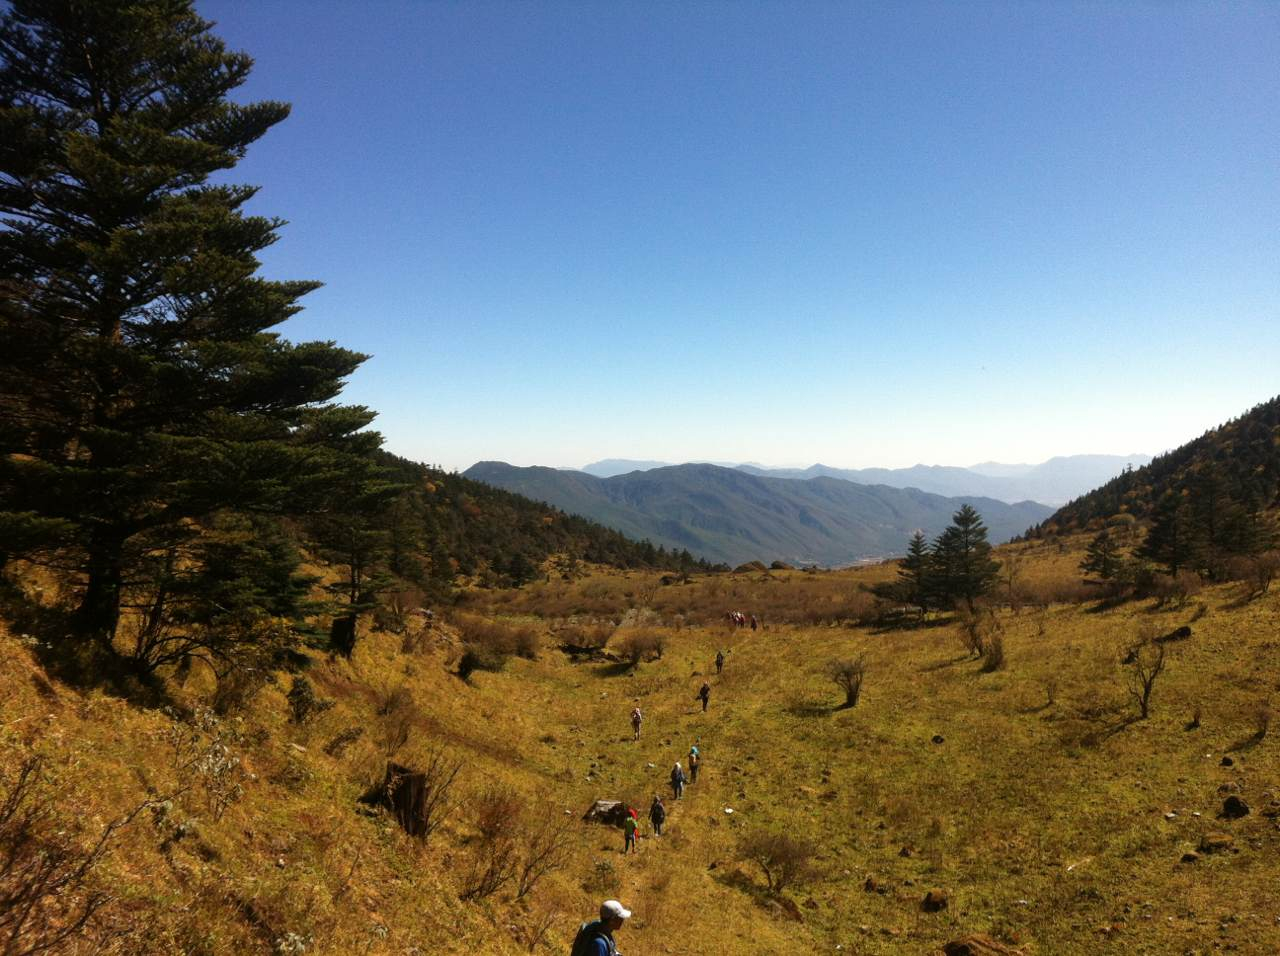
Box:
715, 649, 724, 674
697, 682, 711, 712
648, 794, 665, 836
622, 811, 638, 854
670, 761, 686, 799
571, 899, 630, 956
630, 706, 642, 741
688, 744, 700, 784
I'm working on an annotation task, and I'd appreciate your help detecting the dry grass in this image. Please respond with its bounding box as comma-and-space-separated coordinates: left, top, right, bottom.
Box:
3, 534, 1280, 953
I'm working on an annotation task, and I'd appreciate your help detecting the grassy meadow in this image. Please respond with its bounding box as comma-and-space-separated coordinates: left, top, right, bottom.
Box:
2, 535, 1279, 954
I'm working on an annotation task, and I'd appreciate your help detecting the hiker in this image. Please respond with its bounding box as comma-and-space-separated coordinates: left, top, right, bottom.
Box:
630, 706, 642, 741
715, 649, 724, 674
571, 899, 631, 956
750, 614, 758, 631
688, 744, 700, 784
649, 794, 666, 836
622, 811, 638, 854
697, 682, 711, 712
670, 761, 686, 799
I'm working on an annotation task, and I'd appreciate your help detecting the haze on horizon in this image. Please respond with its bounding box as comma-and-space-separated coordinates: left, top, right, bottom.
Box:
201, 1, 1279, 474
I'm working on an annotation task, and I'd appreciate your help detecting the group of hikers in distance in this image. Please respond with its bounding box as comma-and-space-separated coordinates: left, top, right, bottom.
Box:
575, 646, 732, 951
725, 609, 758, 629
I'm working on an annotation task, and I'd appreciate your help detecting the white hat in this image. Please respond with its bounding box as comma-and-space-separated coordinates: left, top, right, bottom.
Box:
600, 899, 632, 920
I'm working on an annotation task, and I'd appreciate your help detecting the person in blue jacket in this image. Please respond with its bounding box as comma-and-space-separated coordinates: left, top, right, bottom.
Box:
570, 899, 631, 956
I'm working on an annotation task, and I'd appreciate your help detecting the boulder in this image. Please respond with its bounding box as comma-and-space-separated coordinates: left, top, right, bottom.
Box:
1180, 851, 1200, 864
932, 734, 946, 745
942, 935, 1021, 955
1198, 831, 1235, 854
1220, 756, 1234, 767
582, 799, 631, 827
1220, 795, 1250, 819
922, 888, 949, 912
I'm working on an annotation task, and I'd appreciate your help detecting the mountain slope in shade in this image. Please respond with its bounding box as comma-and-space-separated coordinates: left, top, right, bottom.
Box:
464, 462, 1053, 567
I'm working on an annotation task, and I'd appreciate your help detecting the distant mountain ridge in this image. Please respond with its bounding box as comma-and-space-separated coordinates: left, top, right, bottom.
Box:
581, 454, 1150, 505
465, 461, 1053, 567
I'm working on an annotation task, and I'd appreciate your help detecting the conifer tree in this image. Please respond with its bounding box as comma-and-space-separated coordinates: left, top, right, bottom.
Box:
1140, 491, 1199, 576
0, 0, 381, 652
930, 505, 1001, 611
1081, 529, 1122, 581
899, 530, 932, 612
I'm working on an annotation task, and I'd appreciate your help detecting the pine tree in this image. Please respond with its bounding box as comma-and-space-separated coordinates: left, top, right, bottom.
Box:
1081, 529, 1122, 581
0, 1, 380, 653
1140, 491, 1199, 576
930, 505, 1001, 612
899, 530, 932, 612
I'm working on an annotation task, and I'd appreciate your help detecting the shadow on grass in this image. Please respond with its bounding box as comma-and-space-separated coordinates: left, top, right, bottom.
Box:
0, 583, 173, 708
920, 654, 974, 673
592, 660, 634, 678
784, 699, 838, 718
1227, 733, 1265, 753
867, 616, 951, 637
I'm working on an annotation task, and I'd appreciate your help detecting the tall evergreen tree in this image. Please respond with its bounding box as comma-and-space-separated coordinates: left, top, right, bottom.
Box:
930, 505, 1001, 611
0, 0, 380, 652
1140, 491, 1199, 576
1081, 529, 1122, 581
899, 530, 932, 611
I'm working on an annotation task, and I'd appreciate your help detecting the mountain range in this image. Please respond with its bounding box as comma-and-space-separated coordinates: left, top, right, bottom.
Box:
464, 461, 1053, 567
579, 453, 1150, 506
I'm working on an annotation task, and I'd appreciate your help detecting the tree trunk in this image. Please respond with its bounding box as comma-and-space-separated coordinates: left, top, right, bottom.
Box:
330, 613, 358, 658
77, 528, 125, 650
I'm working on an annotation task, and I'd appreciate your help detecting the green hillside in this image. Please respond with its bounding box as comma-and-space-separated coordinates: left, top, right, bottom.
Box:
464, 462, 1053, 566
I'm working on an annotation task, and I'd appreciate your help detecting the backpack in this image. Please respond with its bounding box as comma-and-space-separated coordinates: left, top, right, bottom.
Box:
571, 920, 616, 956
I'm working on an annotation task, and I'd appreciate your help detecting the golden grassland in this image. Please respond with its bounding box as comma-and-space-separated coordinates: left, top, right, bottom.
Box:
2, 535, 1279, 954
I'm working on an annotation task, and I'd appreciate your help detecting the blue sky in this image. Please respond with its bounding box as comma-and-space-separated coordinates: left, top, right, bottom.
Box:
200, 0, 1278, 472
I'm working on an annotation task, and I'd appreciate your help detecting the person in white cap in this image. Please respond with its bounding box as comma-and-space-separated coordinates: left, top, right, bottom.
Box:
570, 899, 631, 956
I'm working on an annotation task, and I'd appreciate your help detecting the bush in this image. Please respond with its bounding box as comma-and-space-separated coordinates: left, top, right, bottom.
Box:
827, 656, 866, 708
956, 608, 1000, 658
453, 613, 540, 675
1150, 571, 1201, 608
737, 829, 819, 894
459, 786, 522, 901
287, 676, 333, 724
557, 621, 615, 652
614, 628, 666, 665
980, 633, 1006, 673
377, 687, 420, 756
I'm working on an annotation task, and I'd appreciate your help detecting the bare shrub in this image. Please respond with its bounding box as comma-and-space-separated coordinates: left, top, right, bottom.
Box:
1124, 638, 1167, 719
287, 675, 333, 724
827, 656, 866, 709
1041, 678, 1058, 708
459, 787, 521, 901
516, 816, 575, 900
980, 632, 1006, 673
1, 756, 151, 955
737, 829, 819, 894
165, 708, 245, 821
957, 608, 1000, 658
614, 628, 665, 666
380, 750, 462, 842
513, 905, 560, 952
377, 686, 421, 757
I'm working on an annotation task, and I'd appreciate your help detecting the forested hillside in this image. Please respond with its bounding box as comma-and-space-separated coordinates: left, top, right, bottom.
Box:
465, 461, 1052, 566
1044, 395, 1280, 531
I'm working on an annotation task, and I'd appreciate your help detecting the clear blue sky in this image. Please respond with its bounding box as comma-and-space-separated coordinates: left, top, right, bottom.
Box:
200, 0, 1278, 472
